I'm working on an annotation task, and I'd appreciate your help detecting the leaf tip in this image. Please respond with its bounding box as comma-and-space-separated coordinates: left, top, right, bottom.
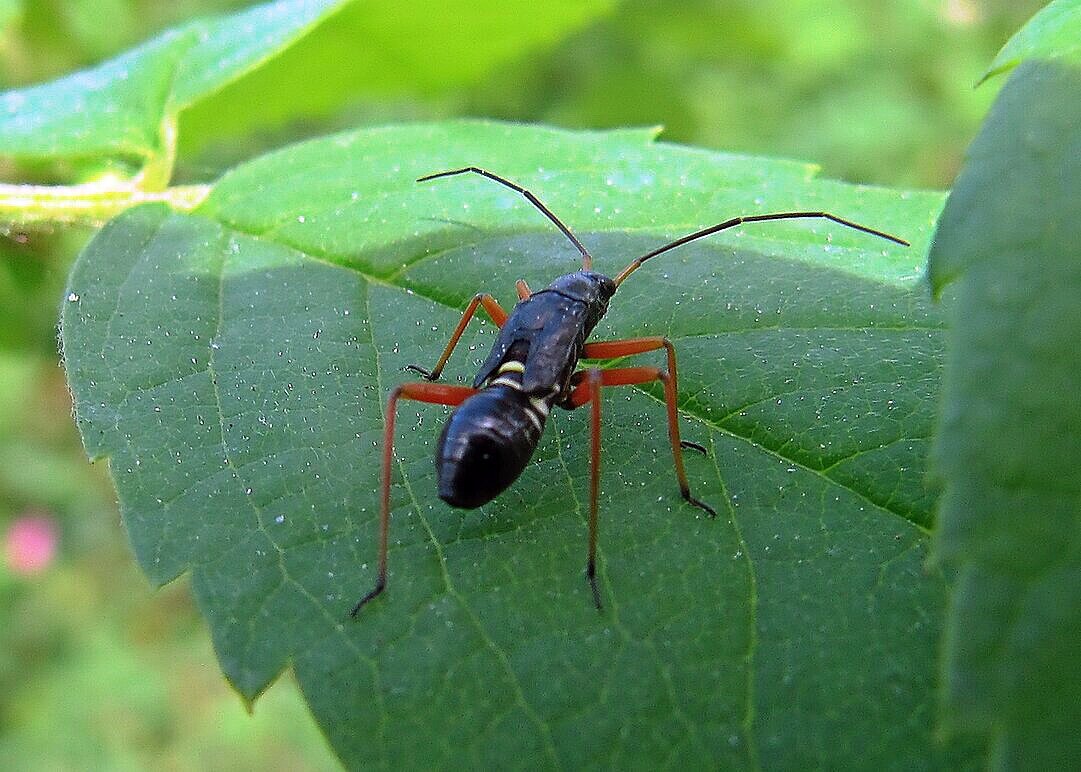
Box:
976, 61, 1012, 88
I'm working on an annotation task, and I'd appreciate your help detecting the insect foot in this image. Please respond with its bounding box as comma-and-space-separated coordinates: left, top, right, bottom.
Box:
402, 364, 437, 380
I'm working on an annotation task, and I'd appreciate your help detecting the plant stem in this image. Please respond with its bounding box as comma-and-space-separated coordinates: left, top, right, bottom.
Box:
0, 181, 210, 228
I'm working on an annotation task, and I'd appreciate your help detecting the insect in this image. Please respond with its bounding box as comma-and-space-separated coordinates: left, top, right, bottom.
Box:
351, 167, 907, 615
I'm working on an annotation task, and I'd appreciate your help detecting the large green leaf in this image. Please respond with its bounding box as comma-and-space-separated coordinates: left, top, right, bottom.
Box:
0, 0, 349, 171
63, 121, 967, 768
0, 0, 617, 176
177, 0, 618, 156
928, 61, 1081, 768
981, 0, 1081, 84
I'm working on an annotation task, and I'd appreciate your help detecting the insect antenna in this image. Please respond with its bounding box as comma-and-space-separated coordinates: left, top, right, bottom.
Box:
612, 211, 909, 286
417, 167, 595, 270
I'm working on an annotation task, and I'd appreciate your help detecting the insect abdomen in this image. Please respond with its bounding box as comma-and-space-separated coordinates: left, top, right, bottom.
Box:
436, 382, 550, 509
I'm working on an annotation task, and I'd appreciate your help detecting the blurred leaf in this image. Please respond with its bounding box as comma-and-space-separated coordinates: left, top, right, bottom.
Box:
928, 61, 1081, 768
0, 0, 349, 173
981, 0, 1081, 84
62, 121, 966, 767
54, 0, 138, 61
0, 0, 20, 36
0, 0, 616, 173
0, 1, 245, 88
177, 0, 617, 156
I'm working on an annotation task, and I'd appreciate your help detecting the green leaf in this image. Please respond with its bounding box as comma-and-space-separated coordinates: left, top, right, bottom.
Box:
0, 0, 20, 37
177, 0, 618, 156
0, 0, 617, 176
0, 0, 348, 172
928, 61, 1081, 768
980, 0, 1081, 85
63, 121, 968, 768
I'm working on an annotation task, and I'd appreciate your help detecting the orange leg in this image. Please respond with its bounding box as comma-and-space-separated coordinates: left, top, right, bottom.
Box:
583, 335, 680, 407
405, 293, 508, 381
566, 364, 715, 516
582, 336, 705, 455
351, 382, 477, 617
516, 279, 531, 299
565, 362, 716, 609
585, 369, 603, 608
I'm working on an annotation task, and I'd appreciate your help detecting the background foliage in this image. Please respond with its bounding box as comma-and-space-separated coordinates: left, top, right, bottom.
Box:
0, 0, 1057, 768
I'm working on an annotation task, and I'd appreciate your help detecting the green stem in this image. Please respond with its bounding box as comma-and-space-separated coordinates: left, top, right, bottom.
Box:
0, 181, 210, 228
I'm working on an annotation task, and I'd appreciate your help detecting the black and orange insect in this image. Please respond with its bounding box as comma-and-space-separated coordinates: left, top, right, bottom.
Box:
351, 167, 907, 615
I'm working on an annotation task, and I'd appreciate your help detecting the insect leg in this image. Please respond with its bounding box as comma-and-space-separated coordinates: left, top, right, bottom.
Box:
585, 368, 603, 609
516, 279, 531, 299
351, 382, 477, 617
567, 366, 716, 518
404, 292, 508, 381
582, 336, 706, 454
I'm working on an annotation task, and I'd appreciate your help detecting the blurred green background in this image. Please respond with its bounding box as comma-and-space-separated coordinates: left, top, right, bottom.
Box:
0, 0, 1045, 767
